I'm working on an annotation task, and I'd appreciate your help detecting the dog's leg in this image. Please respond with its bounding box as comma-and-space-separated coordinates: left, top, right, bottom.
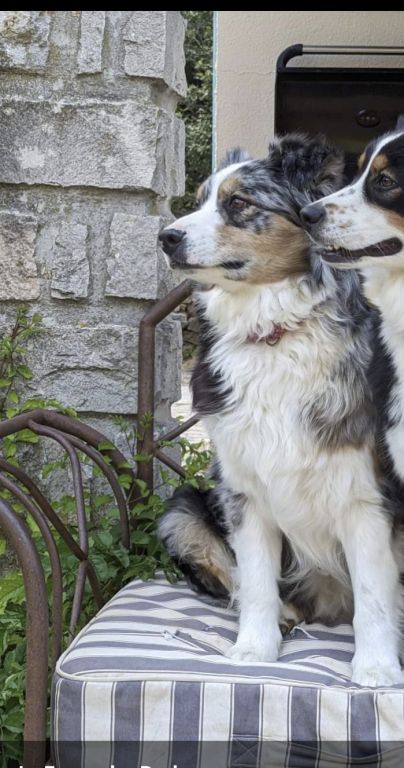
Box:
226, 508, 282, 663
339, 504, 402, 686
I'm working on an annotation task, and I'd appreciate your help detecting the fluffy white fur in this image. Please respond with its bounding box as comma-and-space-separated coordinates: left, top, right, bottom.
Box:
366, 270, 404, 482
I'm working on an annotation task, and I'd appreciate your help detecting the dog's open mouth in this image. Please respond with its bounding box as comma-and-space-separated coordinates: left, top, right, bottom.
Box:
170, 258, 247, 271
219, 260, 247, 270
321, 237, 402, 263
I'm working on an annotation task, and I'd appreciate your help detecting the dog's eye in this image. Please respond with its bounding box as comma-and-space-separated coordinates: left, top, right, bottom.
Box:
229, 195, 249, 211
376, 174, 397, 190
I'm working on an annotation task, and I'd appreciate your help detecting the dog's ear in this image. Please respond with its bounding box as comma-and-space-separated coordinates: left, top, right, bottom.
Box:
217, 147, 250, 171
268, 133, 345, 199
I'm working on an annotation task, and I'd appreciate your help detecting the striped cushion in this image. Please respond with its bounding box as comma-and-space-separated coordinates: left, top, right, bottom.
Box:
52, 574, 404, 767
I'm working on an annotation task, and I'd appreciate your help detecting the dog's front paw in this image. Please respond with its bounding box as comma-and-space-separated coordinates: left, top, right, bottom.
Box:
352, 659, 403, 687
226, 631, 281, 663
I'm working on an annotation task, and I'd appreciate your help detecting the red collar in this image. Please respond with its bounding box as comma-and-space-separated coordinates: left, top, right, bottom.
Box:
247, 323, 286, 346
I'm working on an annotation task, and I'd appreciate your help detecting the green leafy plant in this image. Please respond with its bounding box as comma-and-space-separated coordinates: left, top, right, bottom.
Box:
173, 11, 213, 215
0, 308, 212, 755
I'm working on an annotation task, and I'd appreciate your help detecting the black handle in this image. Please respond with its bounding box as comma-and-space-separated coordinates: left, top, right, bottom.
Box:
276, 44, 303, 72
277, 44, 404, 73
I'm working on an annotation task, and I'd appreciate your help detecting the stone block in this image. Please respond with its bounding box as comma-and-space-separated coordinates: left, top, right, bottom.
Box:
27, 324, 138, 413
50, 223, 90, 299
165, 11, 187, 97
0, 11, 50, 72
156, 318, 182, 405
77, 11, 105, 74
158, 113, 186, 197
0, 212, 39, 300
26, 316, 182, 414
123, 11, 186, 96
0, 100, 177, 192
105, 213, 162, 300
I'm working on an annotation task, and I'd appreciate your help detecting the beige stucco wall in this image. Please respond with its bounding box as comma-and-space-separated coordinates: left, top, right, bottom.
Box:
215, 11, 404, 161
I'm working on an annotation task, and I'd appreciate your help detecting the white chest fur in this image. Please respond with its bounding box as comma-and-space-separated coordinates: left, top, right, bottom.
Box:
363, 267, 404, 483
198, 282, 380, 577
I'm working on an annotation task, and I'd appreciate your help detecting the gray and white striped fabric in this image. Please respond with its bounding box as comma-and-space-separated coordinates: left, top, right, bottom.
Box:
52, 574, 404, 767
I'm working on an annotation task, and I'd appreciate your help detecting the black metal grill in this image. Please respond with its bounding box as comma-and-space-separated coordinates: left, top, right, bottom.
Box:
275, 44, 404, 179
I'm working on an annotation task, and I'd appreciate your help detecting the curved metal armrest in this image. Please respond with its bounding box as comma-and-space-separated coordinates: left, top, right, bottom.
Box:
0, 409, 136, 768
0, 499, 48, 768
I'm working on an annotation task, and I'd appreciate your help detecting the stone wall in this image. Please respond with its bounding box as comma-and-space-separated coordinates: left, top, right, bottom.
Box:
0, 12, 185, 451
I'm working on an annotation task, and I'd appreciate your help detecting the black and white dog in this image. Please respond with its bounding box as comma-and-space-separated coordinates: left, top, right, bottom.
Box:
301, 131, 404, 497
158, 134, 403, 687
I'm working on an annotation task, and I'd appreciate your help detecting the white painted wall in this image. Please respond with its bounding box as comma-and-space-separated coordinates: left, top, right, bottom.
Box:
215, 11, 404, 160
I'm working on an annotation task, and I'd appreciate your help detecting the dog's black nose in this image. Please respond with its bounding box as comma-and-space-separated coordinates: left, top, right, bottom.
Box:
159, 228, 185, 256
300, 203, 326, 226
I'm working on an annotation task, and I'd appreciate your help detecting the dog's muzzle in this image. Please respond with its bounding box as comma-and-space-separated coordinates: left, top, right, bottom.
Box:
159, 227, 187, 267
300, 203, 326, 229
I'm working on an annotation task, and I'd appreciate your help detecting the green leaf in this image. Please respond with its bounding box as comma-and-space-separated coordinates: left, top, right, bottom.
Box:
97, 531, 113, 548
118, 473, 133, 490
16, 364, 33, 380
21, 397, 47, 411
93, 494, 114, 510
133, 453, 152, 463
7, 391, 18, 404
131, 530, 150, 545
2, 705, 25, 733
98, 440, 115, 451
135, 478, 150, 496
15, 429, 39, 444
5, 408, 19, 418
137, 508, 159, 521
0, 574, 25, 613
